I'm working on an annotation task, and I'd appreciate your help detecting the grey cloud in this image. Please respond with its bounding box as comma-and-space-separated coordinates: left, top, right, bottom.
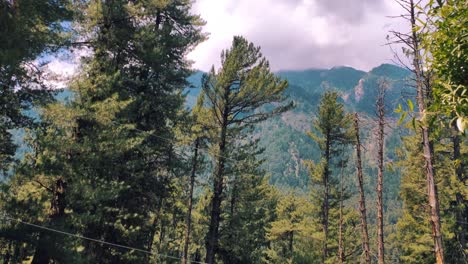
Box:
274, 0, 386, 24
190, 0, 405, 72
314, 0, 386, 24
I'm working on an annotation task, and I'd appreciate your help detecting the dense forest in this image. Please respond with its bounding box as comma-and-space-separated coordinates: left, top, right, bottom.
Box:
0, 0, 467, 263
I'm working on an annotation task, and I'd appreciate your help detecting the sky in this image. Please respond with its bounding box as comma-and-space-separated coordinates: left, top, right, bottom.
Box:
187, 0, 407, 72
45, 0, 408, 85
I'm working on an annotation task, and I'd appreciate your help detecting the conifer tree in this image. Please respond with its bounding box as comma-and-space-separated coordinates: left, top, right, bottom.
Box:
376, 80, 387, 264
181, 92, 209, 264
307, 91, 353, 262
201, 36, 291, 264
218, 143, 277, 263
0, 0, 72, 176
264, 193, 316, 263
1, 0, 204, 263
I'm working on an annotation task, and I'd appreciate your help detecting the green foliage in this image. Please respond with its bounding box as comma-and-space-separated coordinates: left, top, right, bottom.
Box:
219, 149, 277, 263
393, 128, 468, 263
1, 0, 205, 263
200, 35, 292, 263
2, 0, 465, 261
423, 0, 468, 130
264, 193, 317, 263
0, 0, 73, 175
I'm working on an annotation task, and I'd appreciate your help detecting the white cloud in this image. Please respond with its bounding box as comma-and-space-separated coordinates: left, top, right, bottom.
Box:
188, 0, 408, 72
41, 0, 409, 82
39, 47, 91, 89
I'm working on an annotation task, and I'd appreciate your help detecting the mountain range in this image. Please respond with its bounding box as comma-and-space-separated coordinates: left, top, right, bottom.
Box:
11, 64, 411, 197
186, 64, 411, 191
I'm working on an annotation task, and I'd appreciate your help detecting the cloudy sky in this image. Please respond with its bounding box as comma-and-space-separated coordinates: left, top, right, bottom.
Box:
187, 0, 407, 72
45, 0, 408, 84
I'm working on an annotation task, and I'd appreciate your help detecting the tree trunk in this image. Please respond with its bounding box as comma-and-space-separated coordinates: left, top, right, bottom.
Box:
353, 114, 371, 264
408, 1, 444, 262
452, 121, 467, 257
289, 231, 294, 261
3, 252, 10, 264
3, 242, 11, 264
32, 178, 66, 264
147, 196, 164, 256
322, 135, 330, 263
205, 103, 229, 264
376, 87, 386, 264
338, 160, 345, 264
182, 138, 200, 264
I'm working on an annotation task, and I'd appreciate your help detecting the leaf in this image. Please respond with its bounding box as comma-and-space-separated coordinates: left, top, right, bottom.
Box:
407, 99, 414, 112
411, 117, 416, 129
395, 103, 402, 113
398, 111, 407, 126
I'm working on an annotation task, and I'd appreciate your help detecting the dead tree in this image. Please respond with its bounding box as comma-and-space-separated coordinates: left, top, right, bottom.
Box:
376, 80, 387, 264
389, 1, 445, 262
353, 113, 371, 264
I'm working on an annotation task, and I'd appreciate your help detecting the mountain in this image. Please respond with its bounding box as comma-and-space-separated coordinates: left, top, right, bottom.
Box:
10, 64, 411, 191
186, 63, 411, 114
184, 64, 411, 194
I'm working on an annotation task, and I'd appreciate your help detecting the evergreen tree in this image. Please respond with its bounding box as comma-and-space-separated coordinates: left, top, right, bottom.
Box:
306, 91, 354, 262
1, 0, 204, 263
264, 193, 317, 264
395, 128, 467, 263
423, 0, 468, 256
218, 142, 277, 264
0, 0, 72, 176
201, 36, 291, 264
398, 1, 444, 261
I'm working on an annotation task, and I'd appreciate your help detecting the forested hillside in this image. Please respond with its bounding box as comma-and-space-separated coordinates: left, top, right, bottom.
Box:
0, 0, 466, 264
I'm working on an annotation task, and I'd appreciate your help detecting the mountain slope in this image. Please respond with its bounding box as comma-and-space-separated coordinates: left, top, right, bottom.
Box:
185, 64, 411, 193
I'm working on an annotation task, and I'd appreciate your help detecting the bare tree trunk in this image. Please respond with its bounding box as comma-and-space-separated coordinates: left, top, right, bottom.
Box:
376, 83, 386, 264
408, 1, 445, 262
353, 114, 371, 264
338, 160, 345, 264
205, 104, 229, 264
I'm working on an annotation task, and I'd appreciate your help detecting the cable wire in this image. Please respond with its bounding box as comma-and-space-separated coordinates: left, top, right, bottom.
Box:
0, 214, 207, 264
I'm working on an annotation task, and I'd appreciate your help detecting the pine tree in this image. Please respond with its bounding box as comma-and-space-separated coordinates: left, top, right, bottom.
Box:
376, 80, 388, 264
201, 36, 291, 264
1, 0, 205, 263
0, 0, 72, 176
307, 91, 353, 262
423, 0, 468, 255
218, 143, 277, 263
181, 92, 209, 264
264, 193, 316, 263
395, 126, 467, 263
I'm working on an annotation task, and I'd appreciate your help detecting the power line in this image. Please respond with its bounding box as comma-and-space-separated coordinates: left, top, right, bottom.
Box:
0, 214, 207, 264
